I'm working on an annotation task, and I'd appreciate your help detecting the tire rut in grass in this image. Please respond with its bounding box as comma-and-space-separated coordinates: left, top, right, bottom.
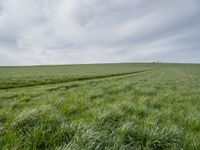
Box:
0, 68, 155, 90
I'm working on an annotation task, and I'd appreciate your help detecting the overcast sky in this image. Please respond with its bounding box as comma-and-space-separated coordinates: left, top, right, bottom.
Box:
0, 0, 200, 65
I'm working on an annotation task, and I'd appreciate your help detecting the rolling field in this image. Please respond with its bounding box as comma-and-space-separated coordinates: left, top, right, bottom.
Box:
0, 63, 199, 149
0, 64, 153, 89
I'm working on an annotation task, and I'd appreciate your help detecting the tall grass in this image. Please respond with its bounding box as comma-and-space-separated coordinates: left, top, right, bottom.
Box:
0, 63, 199, 149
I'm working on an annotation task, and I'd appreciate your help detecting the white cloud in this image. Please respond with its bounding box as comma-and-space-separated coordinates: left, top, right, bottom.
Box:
0, 0, 200, 65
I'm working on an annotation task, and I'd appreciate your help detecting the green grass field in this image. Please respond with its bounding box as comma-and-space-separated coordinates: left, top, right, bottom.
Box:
0, 63, 199, 149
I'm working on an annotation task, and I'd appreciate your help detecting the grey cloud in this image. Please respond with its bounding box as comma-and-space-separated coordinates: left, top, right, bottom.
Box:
0, 0, 200, 65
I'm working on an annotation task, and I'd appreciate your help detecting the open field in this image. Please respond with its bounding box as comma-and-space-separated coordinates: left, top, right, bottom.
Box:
0, 63, 154, 89
0, 63, 200, 149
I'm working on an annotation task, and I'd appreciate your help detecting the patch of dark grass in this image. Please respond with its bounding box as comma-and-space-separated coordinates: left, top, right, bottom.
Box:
10, 105, 77, 149
11, 102, 22, 110
46, 84, 80, 92
143, 88, 157, 96
18, 96, 32, 103
23, 122, 77, 149
182, 116, 200, 132
73, 127, 109, 150
87, 89, 106, 100
64, 106, 83, 117
0, 113, 7, 124
119, 102, 135, 115
120, 123, 181, 149
97, 112, 124, 130
12, 105, 60, 134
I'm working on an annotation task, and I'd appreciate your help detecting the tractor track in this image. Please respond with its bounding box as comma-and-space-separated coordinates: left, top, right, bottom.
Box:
0, 68, 156, 91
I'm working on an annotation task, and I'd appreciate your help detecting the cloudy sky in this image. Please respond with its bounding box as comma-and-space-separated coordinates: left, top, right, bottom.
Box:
0, 0, 200, 65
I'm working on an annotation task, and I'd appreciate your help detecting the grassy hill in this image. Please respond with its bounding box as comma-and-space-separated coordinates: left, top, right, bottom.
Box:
0, 63, 199, 149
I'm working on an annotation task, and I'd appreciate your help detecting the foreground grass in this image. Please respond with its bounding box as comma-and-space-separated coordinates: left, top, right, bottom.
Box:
0, 63, 199, 149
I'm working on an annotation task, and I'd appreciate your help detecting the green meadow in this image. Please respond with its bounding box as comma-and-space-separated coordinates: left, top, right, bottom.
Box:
0, 63, 199, 149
